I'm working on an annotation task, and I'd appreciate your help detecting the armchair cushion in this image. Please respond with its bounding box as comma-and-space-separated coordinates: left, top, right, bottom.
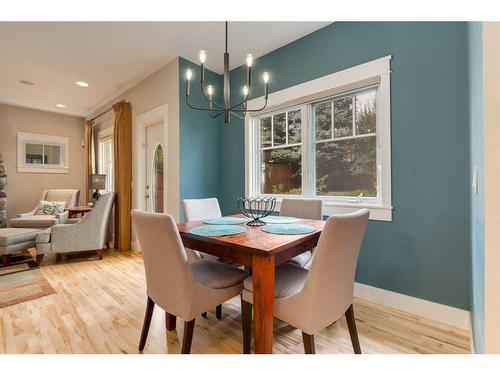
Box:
10, 215, 59, 228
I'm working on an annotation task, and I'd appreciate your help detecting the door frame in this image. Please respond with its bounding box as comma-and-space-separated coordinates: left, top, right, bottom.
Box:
134, 105, 168, 213
483, 22, 500, 353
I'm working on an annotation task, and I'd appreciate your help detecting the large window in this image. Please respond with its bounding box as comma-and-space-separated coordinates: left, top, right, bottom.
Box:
246, 56, 392, 220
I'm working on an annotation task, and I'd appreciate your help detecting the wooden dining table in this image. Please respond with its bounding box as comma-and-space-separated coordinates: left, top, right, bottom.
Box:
177, 214, 325, 354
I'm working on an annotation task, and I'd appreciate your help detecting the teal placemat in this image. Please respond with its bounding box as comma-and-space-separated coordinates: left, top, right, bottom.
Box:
261, 224, 316, 235
189, 225, 247, 237
203, 217, 249, 225
261, 216, 300, 224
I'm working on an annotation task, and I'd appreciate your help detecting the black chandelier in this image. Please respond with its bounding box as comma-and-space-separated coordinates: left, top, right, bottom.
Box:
185, 22, 270, 123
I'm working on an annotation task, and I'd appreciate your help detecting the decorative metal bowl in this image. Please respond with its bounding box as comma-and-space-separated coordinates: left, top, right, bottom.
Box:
237, 197, 277, 226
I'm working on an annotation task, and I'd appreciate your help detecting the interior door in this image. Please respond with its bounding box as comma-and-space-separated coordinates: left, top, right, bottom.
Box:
145, 123, 166, 213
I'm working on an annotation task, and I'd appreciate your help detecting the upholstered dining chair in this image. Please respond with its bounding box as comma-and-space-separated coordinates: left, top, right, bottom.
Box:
280, 198, 323, 268
241, 209, 369, 354
182, 197, 232, 319
132, 210, 248, 354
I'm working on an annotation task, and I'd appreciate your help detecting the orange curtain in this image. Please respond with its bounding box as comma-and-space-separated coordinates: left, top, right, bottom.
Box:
84, 120, 94, 203
113, 101, 132, 251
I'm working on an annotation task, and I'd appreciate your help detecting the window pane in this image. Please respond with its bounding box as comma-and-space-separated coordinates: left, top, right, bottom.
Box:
316, 136, 377, 197
355, 90, 376, 135
273, 113, 286, 145
25, 143, 43, 164
152, 145, 164, 213
287, 109, 301, 144
260, 116, 272, 148
44, 145, 61, 165
261, 146, 302, 195
315, 102, 331, 141
333, 97, 353, 138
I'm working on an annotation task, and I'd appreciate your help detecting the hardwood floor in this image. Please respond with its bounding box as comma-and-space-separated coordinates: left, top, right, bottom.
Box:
0, 250, 470, 354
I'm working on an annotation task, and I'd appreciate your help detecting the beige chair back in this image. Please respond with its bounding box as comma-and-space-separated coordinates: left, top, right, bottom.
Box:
132, 210, 196, 316
280, 198, 323, 220
42, 189, 80, 208
301, 209, 369, 329
183, 198, 221, 222
182, 198, 222, 262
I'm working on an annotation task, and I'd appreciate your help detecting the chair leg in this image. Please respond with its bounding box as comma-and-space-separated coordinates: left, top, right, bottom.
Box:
345, 304, 361, 354
138, 296, 155, 351
201, 312, 208, 318
35, 254, 44, 266
302, 332, 315, 354
181, 319, 195, 354
241, 296, 252, 354
96, 249, 103, 260
216, 304, 222, 320
166, 312, 176, 331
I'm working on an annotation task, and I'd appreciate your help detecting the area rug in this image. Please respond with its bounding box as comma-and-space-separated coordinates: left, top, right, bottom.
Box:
0, 262, 56, 308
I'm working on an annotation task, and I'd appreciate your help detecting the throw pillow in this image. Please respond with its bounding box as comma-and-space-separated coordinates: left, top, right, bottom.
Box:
36, 201, 66, 215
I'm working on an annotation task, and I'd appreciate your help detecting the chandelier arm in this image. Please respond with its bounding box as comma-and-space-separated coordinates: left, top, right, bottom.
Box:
200, 82, 224, 109
231, 97, 269, 113
210, 111, 224, 119
185, 95, 222, 112
230, 111, 245, 120
229, 93, 250, 110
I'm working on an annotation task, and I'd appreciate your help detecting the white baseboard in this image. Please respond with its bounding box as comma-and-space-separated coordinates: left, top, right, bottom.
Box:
354, 282, 471, 331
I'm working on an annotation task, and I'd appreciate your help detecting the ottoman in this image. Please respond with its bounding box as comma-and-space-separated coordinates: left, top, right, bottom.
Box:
0, 227, 43, 266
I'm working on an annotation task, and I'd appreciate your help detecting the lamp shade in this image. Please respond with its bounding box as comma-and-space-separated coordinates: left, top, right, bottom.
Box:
89, 174, 106, 190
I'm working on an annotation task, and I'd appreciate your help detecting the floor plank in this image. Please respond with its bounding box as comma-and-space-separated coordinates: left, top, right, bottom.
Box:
0, 250, 470, 354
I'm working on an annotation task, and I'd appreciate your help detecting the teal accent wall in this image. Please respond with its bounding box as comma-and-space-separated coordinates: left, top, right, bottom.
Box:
220, 22, 472, 309
468, 22, 484, 352
179, 57, 223, 221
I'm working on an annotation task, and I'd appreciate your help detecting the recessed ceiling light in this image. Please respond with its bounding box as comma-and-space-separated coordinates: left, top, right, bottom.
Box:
55, 104, 66, 108
76, 81, 89, 87
19, 80, 34, 86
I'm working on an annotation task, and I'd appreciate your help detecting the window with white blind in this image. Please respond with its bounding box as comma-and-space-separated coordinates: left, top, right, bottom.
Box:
98, 129, 114, 193
246, 56, 392, 221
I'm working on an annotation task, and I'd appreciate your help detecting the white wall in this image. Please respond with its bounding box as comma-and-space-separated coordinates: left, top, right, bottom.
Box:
87, 58, 180, 220
0, 104, 85, 219
483, 22, 500, 354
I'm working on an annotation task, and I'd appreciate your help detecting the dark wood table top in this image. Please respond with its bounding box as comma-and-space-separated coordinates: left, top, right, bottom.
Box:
177, 214, 325, 262
66, 206, 93, 212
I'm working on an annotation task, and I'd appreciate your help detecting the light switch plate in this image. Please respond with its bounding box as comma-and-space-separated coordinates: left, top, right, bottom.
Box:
472, 166, 479, 194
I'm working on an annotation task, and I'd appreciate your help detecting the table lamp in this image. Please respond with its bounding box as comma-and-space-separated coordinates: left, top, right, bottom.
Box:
89, 174, 106, 205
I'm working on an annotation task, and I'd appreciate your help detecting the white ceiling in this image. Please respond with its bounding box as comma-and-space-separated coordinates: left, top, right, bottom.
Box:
0, 22, 330, 117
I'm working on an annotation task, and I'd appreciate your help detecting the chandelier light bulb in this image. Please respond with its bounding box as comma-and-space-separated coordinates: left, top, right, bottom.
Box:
207, 85, 214, 96
263, 72, 269, 83
242, 85, 249, 96
186, 69, 193, 80
199, 50, 207, 64
246, 54, 253, 67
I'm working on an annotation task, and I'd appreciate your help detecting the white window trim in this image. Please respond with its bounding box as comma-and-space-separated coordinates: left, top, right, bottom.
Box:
17, 131, 69, 174
245, 55, 392, 221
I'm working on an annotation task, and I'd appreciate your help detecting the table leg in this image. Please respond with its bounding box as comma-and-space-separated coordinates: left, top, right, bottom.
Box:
252, 255, 275, 354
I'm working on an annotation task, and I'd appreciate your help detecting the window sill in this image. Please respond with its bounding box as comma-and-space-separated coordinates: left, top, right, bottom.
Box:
269, 196, 393, 222
17, 166, 69, 174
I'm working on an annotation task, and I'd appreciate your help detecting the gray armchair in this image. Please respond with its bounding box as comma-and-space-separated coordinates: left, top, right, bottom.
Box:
35, 192, 115, 263
10, 189, 80, 229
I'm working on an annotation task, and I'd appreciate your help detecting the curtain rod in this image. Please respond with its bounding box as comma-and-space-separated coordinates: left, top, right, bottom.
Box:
89, 99, 128, 123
